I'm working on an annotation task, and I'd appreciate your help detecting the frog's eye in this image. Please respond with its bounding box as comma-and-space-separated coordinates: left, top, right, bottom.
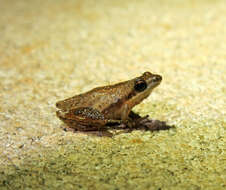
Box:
134, 80, 147, 92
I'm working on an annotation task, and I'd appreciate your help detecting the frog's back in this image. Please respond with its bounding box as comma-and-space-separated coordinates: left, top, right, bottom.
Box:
56, 94, 82, 111
56, 80, 133, 112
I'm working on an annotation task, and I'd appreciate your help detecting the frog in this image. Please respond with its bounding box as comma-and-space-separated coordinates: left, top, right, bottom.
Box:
56, 71, 170, 132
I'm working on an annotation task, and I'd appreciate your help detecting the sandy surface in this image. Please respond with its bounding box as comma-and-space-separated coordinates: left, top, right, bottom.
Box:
0, 0, 225, 189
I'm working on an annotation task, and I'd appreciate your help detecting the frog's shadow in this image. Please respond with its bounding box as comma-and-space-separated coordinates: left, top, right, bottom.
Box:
63, 119, 175, 138
112, 122, 175, 137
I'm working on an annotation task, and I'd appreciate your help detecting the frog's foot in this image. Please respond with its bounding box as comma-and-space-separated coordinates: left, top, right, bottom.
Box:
134, 116, 171, 131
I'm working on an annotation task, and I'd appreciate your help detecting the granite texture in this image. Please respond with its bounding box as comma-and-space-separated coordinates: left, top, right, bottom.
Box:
0, 0, 225, 189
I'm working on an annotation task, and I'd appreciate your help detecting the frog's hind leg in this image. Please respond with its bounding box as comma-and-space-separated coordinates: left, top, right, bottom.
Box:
57, 107, 117, 131
61, 123, 113, 137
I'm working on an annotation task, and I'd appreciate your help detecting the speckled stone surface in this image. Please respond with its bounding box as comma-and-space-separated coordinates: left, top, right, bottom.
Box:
0, 0, 225, 189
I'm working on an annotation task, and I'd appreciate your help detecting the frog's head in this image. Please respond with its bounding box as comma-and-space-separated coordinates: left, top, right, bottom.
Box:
134, 71, 162, 93
126, 72, 162, 106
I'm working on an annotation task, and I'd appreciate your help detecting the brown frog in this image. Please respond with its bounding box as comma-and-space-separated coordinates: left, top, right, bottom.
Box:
56, 72, 170, 132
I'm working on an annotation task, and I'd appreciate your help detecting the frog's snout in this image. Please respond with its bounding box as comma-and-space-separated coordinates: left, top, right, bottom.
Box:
56, 110, 66, 119
152, 75, 162, 83
56, 102, 62, 108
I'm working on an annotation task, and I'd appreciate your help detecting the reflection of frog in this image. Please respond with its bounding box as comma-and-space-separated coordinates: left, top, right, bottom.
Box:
56, 72, 170, 131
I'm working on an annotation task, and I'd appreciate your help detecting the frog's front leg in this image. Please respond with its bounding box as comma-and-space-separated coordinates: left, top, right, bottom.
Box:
56, 107, 121, 131
129, 111, 171, 131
